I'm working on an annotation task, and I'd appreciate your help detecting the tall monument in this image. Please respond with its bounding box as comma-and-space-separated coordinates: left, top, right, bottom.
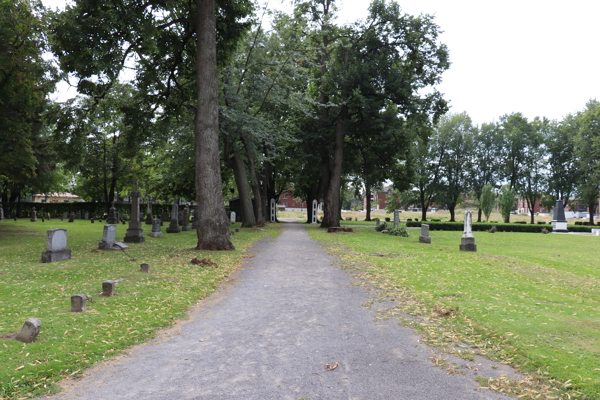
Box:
124, 180, 145, 243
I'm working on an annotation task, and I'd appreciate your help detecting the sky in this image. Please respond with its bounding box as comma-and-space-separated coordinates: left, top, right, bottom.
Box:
42, 0, 600, 126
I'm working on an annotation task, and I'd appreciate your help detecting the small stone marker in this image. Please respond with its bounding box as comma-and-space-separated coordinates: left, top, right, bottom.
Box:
0, 204, 4, 220
270, 198, 276, 223
167, 199, 181, 233
149, 218, 161, 237
124, 180, 145, 243
15, 318, 41, 343
182, 205, 190, 231
312, 199, 318, 224
71, 294, 87, 312
230, 211, 236, 223
592, 228, 600, 236
419, 224, 432, 244
68, 212, 75, 223
102, 280, 116, 296
459, 210, 476, 252
140, 263, 151, 273
30, 207, 37, 222
91, 217, 95, 223
41, 228, 72, 262
393, 209, 400, 229
84, 211, 89, 220
375, 218, 380, 228
63, 212, 68, 220
99, 224, 129, 251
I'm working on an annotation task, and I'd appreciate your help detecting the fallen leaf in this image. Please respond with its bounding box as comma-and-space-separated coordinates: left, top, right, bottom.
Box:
325, 361, 340, 371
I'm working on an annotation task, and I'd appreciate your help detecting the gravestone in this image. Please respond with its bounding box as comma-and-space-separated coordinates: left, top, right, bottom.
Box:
102, 280, 116, 296
592, 228, 600, 236
552, 199, 569, 233
63, 212, 68, 220
312, 199, 318, 224
84, 211, 89, 220
375, 218, 380, 228
459, 210, 477, 252
178, 211, 183, 226
0, 204, 4, 220
167, 199, 181, 233
419, 224, 432, 244
230, 211, 236, 223
99, 224, 129, 251
71, 294, 87, 312
68, 212, 75, 223
107, 202, 117, 224
146, 201, 153, 225
124, 180, 145, 243
393, 209, 400, 229
140, 263, 151, 273
30, 207, 37, 222
15, 318, 41, 343
41, 229, 72, 262
149, 218, 162, 237
182, 206, 190, 231
91, 217, 95, 224
270, 198, 276, 223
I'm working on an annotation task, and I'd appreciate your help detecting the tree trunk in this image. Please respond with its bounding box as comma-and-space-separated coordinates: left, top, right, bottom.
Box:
365, 184, 371, 221
477, 208, 483, 223
449, 205, 455, 222
321, 104, 347, 228
229, 146, 256, 227
589, 202, 596, 226
195, 0, 233, 250
240, 132, 264, 225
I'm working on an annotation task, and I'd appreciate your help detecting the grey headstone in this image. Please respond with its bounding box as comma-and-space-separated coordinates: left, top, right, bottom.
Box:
84, 211, 89, 220
419, 223, 431, 244
552, 199, 568, 233
63, 212, 68, 220
312, 199, 318, 224
107, 202, 117, 224
230, 211, 236, 223
167, 200, 181, 233
99, 225, 129, 251
30, 207, 37, 222
460, 211, 476, 251
71, 294, 87, 312
41, 229, 72, 262
149, 218, 162, 238
0, 204, 4, 220
140, 263, 151, 273
182, 206, 190, 231
15, 318, 41, 343
124, 181, 145, 243
375, 218, 380, 227
68, 212, 75, 223
102, 280, 116, 296
270, 198, 276, 223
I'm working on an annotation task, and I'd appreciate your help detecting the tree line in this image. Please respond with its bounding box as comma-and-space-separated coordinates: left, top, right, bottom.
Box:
386, 104, 600, 225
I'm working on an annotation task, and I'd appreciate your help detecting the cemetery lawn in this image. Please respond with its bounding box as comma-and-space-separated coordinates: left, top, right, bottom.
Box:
309, 226, 599, 400
0, 219, 279, 400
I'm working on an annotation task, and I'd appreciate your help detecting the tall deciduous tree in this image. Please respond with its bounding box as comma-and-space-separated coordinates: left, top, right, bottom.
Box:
470, 122, 502, 221
50, 0, 253, 249
499, 185, 515, 224
574, 99, 600, 225
500, 113, 531, 190
516, 117, 547, 224
546, 115, 578, 207
479, 184, 495, 222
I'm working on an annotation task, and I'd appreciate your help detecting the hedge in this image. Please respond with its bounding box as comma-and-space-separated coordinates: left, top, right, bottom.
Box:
1, 202, 192, 219
406, 221, 593, 233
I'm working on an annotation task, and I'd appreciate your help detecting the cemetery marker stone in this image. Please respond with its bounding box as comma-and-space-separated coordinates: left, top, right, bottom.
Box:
124, 180, 145, 243
552, 199, 569, 233
71, 294, 87, 312
312, 200, 318, 224
182, 205, 190, 231
15, 318, 41, 343
149, 218, 162, 237
230, 211, 236, 223
167, 199, 181, 233
99, 224, 129, 251
41, 229, 72, 262
107, 202, 117, 224
459, 210, 477, 252
0, 204, 4, 220
102, 280, 116, 296
30, 207, 37, 222
68, 212, 75, 223
419, 224, 432, 244
270, 198, 276, 223
140, 263, 151, 273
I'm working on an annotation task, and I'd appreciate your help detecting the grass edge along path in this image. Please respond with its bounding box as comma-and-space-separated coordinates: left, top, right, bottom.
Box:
0, 220, 280, 400
308, 226, 599, 400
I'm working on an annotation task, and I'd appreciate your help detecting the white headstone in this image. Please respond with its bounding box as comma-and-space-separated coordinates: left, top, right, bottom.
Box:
230, 211, 236, 223
312, 200, 318, 224
463, 210, 473, 238
48, 229, 68, 252
103, 225, 117, 244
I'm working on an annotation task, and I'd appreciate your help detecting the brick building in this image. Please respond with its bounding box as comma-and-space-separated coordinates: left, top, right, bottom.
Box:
279, 190, 308, 211
363, 186, 392, 210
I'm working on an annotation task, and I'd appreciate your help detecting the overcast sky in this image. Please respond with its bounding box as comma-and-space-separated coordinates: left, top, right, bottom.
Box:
43, 0, 600, 126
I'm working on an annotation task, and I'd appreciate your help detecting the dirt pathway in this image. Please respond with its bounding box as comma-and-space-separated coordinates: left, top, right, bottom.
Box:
43, 223, 516, 400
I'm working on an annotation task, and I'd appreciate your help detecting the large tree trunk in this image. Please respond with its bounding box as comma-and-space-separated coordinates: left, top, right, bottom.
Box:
477, 208, 483, 223
449, 205, 455, 222
228, 146, 256, 227
321, 104, 347, 228
589, 202, 596, 226
195, 0, 233, 250
240, 132, 264, 225
365, 184, 372, 221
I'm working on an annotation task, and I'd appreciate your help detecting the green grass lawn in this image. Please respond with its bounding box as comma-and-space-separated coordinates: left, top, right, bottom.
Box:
309, 226, 599, 400
0, 218, 279, 399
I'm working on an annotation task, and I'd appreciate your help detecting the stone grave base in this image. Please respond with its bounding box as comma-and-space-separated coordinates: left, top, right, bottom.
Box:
182, 226, 191, 231
99, 241, 129, 251
459, 237, 477, 252
41, 249, 72, 263
419, 235, 432, 244
148, 232, 162, 238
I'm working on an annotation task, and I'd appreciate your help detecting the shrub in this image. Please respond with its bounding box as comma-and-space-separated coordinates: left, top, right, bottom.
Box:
431, 218, 441, 222
346, 217, 353, 221
385, 217, 390, 222
537, 221, 545, 224
488, 226, 497, 233
387, 226, 409, 237
515, 221, 526, 224
375, 222, 388, 232
354, 217, 358, 221
414, 218, 419, 222
541, 228, 549, 234
407, 218, 412, 222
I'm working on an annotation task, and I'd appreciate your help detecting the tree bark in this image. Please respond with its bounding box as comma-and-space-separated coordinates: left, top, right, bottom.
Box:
195, 0, 233, 250
477, 208, 483, 223
228, 146, 256, 227
240, 132, 264, 225
365, 184, 372, 221
449, 205, 455, 222
321, 102, 347, 228
589, 202, 596, 226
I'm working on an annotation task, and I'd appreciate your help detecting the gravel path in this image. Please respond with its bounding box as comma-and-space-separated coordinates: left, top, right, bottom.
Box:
43, 223, 517, 400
